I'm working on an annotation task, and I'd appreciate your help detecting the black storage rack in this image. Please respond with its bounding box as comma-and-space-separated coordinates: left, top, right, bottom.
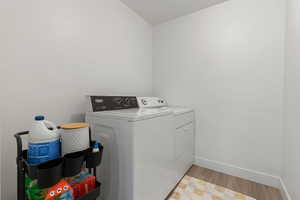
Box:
15, 128, 103, 200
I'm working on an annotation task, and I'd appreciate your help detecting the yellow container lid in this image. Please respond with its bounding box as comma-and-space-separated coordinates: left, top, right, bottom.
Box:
60, 122, 89, 130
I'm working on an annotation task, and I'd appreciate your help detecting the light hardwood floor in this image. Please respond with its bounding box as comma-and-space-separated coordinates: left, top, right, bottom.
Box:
167, 165, 282, 200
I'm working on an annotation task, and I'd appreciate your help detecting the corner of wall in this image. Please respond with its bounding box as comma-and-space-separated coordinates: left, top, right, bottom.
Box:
279, 178, 292, 200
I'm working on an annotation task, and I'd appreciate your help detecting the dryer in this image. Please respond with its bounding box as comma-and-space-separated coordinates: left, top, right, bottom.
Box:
137, 97, 195, 179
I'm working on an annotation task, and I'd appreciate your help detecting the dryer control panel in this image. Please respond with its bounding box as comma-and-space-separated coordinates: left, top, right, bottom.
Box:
88, 96, 138, 112
137, 97, 168, 108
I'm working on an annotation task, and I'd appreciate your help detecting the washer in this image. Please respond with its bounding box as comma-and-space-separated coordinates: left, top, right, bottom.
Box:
86, 96, 194, 200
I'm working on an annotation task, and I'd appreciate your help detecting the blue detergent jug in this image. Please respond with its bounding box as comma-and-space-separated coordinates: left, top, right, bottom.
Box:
28, 116, 61, 165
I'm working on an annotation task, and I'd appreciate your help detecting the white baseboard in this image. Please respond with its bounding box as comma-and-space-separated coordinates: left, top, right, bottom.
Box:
279, 178, 292, 200
194, 156, 281, 188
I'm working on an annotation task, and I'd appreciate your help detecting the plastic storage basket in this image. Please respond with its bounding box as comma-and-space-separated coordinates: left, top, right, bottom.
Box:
15, 130, 103, 200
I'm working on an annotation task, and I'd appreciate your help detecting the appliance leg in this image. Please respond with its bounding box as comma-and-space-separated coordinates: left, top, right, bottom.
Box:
17, 160, 25, 200
93, 168, 97, 177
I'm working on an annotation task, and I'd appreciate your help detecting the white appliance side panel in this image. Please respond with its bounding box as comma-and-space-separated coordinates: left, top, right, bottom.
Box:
87, 117, 134, 200
132, 115, 177, 200
89, 123, 118, 200
116, 120, 135, 200
175, 122, 195, 175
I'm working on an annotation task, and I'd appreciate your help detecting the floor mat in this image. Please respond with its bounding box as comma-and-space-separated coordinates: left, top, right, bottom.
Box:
168, 176, 256, 200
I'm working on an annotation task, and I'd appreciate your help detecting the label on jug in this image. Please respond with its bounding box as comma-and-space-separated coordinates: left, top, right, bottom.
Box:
28, 140, 61, 165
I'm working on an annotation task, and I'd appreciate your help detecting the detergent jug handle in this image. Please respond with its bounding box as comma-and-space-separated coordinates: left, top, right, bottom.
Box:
43, 120, 58, 131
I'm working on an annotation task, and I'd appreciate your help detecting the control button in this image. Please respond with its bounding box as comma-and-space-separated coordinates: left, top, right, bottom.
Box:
95, 99, 104, 103
141, 99, 148, 105
113, 97, 122, 105
124, 97, 131, 106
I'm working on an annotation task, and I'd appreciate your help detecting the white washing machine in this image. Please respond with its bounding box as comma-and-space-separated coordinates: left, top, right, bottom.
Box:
86, 96, 194, 200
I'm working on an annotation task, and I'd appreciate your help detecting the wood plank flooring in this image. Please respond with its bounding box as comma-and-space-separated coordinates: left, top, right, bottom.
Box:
167, 165, 282, 200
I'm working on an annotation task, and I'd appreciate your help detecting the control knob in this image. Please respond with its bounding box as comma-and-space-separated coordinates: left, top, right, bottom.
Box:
141, 99, 148, 105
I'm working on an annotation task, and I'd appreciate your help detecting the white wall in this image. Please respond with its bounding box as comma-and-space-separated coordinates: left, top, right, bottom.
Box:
0, 120, 2, 199
153, 0, 285, 178
283, 0, 300, 199
0, 0, 152, 199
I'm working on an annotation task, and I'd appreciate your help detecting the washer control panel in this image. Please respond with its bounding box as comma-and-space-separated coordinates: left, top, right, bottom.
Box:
90, 96, 138, 112
137, 97, 168, 108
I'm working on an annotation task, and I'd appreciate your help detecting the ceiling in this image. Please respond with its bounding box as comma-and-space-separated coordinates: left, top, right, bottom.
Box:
120, 0, 228, 25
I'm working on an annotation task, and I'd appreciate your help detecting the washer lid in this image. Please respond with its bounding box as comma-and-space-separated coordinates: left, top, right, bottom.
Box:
87, 108, 172, 121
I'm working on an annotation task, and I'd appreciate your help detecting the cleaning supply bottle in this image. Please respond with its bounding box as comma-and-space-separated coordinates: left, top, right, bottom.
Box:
28, 116, 61, 165
92, 143, 100, 153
